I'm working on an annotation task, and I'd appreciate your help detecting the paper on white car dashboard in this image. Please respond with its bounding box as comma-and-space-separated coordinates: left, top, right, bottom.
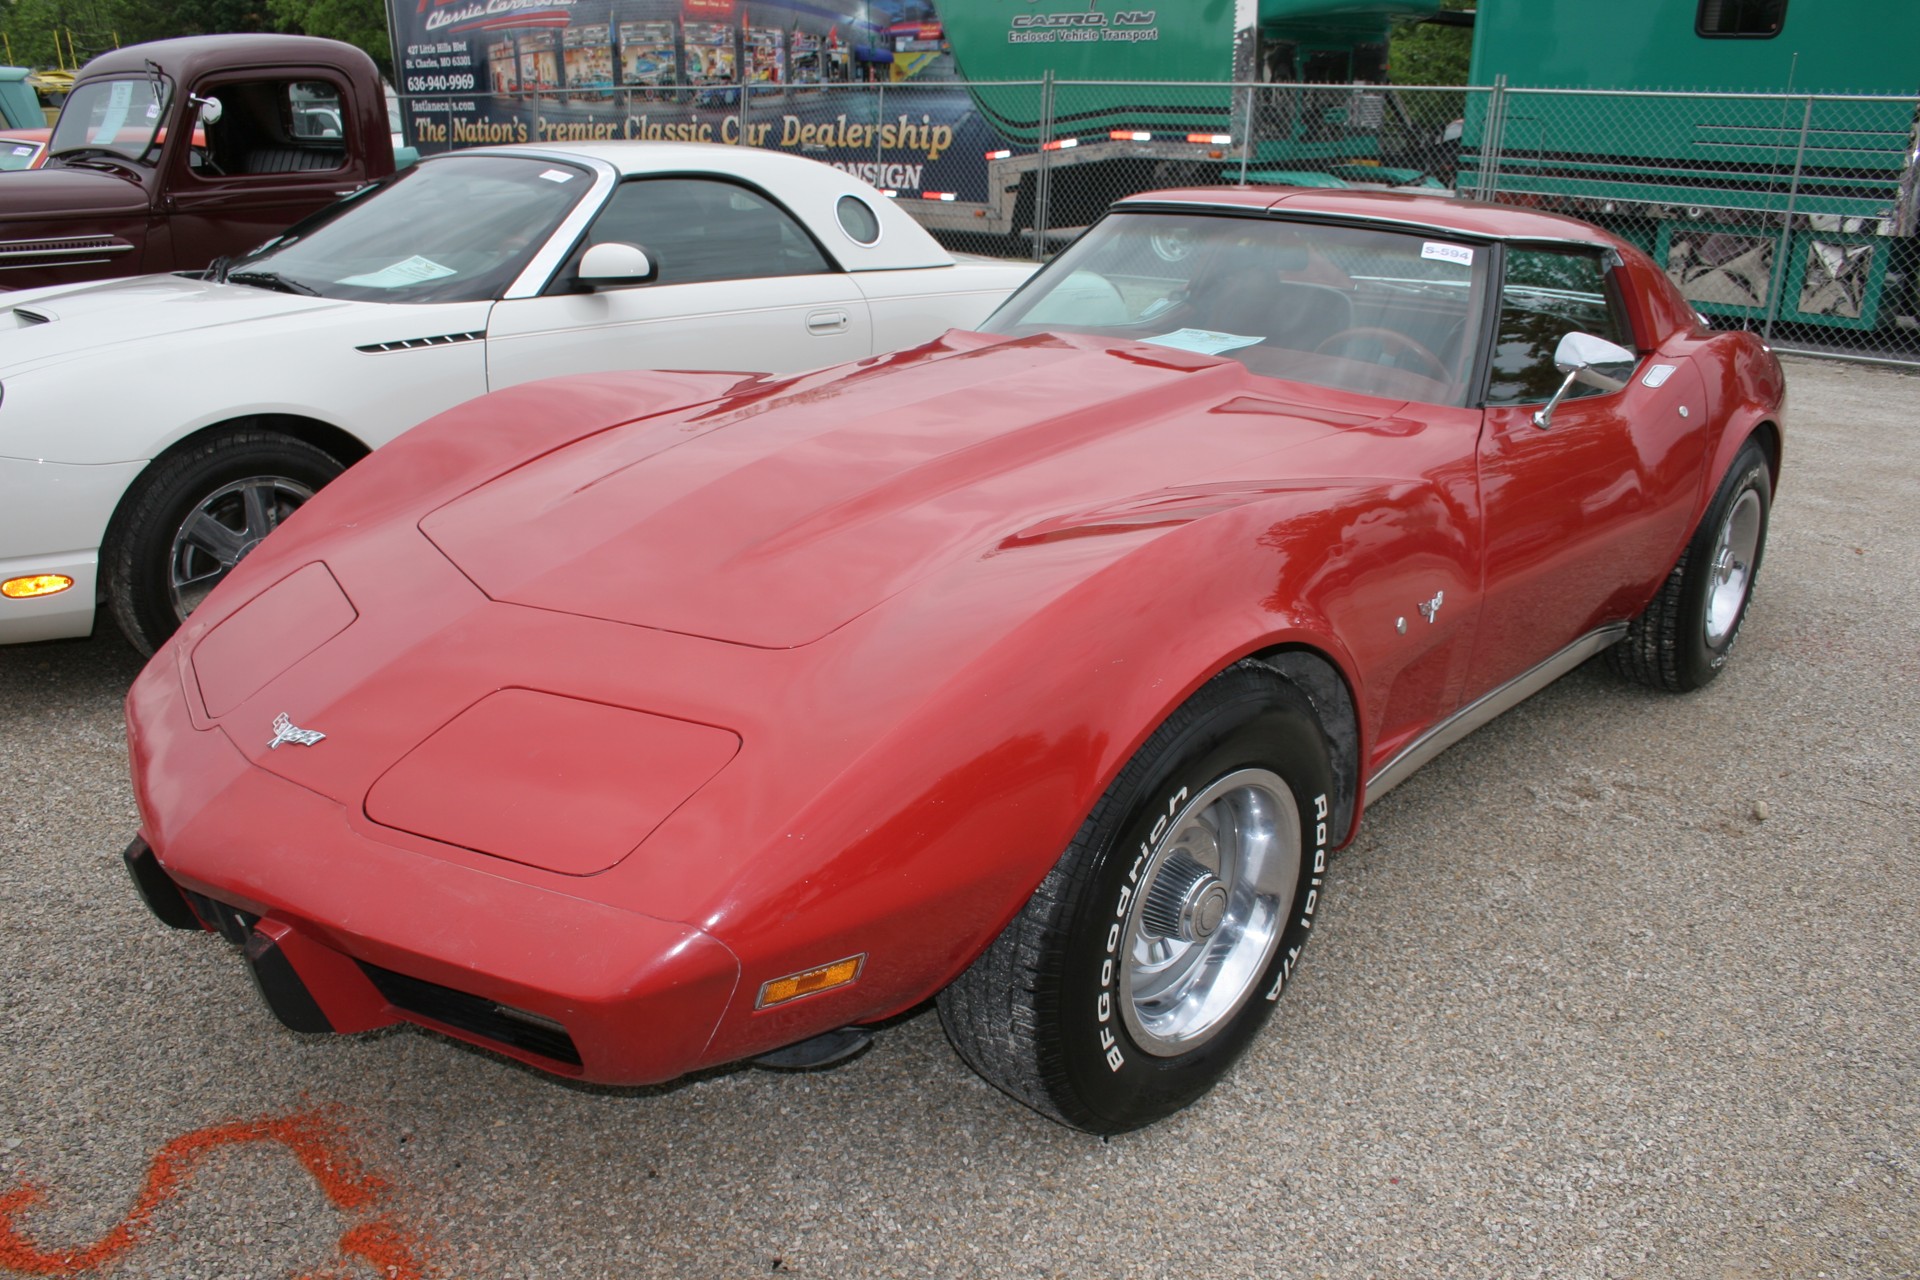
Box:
337, 256, 459, 288
1141, 328, 1265, 356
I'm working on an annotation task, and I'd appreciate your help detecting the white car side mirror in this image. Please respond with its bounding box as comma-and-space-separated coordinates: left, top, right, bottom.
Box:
577, 242, 656, 289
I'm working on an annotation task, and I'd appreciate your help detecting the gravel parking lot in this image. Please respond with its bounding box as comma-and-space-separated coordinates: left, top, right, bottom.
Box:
1, 354, 1914, 1280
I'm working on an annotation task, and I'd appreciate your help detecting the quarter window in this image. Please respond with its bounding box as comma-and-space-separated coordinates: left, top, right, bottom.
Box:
1484, 247, 1637, 405
1697, 0, 1786, 37
572, 177, 830, 286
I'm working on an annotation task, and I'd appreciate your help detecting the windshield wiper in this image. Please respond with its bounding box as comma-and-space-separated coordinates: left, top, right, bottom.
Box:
226, 270, 319, 297
50, 146, 147, 172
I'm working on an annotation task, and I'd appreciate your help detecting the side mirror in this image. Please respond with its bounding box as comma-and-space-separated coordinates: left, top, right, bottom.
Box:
577, 241, 656, 289
1531, 331, 1637, 430
192, 94, 223, 126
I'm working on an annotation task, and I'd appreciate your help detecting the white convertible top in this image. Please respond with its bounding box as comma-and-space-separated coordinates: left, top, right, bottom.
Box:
463, 141, 955, 273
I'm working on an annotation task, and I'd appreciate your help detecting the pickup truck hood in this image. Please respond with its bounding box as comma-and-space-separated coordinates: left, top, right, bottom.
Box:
421, 332, 1388, 648
0, 273, 357, 375
0, 163, 150, 218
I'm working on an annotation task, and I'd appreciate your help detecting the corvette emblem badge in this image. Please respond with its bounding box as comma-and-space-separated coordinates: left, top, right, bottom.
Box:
1417, 591, 1445, 624
267, 713, 326, 750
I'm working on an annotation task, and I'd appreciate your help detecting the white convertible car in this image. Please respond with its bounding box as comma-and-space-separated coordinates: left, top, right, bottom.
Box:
0, 142, 1034, 650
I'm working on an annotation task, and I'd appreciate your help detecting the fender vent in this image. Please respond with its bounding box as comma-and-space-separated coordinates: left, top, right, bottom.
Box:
0, 234, 133, 261
12, 309, 49, 325
356, 330, 485, 354
357, 960, 582, 1066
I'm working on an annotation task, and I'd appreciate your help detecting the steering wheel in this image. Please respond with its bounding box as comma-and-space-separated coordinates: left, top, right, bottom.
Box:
1313, 327, 1450, 382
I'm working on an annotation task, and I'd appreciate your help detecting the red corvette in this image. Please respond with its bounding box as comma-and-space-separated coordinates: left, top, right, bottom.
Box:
124, 188, 1784, 1133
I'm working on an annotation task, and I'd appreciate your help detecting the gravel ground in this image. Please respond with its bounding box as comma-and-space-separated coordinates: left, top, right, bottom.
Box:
0, 355, 1915, 1279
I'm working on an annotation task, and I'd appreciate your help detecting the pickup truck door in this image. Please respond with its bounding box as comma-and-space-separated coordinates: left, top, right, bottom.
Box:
163, 71, 373, 271
485, 175, 872, 390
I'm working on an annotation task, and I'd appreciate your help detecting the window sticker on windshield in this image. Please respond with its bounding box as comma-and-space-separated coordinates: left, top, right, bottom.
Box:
145, 103, 160, 119
1140, 329, 1266, 356
9, 146, 32, 157
1421, 241, 1474, 266
92, 81, 134, 145
538, 168, 576, 183
336, 255, 459, 289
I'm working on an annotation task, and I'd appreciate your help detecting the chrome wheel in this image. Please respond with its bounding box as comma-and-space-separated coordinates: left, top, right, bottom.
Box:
1121, 768, 1301, 1056
167, 475, 313, 620
1704, 486, 1763, 648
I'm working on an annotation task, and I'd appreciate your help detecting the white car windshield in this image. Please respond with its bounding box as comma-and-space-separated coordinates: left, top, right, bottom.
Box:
983, 211, 1491, 406
230, 154, 593, 304
50, 77, 170, 160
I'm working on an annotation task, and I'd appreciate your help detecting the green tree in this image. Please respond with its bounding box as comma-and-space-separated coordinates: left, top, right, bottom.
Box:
1389, 0, 1473, 88
267, 0, 390, 78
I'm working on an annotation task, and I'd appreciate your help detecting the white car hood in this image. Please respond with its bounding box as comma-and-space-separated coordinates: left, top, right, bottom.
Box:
2, 274, 383, 379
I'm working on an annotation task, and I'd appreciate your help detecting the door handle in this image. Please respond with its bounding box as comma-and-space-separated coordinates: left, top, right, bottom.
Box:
806, 309, 849, 334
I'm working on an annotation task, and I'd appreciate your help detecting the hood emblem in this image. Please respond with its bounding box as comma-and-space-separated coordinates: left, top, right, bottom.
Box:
267, 713, 326, 750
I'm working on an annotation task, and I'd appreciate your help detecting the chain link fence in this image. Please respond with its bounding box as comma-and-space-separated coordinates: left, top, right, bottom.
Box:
401, 77, 1920, 365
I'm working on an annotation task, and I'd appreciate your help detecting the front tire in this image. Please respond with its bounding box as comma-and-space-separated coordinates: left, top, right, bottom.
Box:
1608, 437, 1772, 692
105, 429, 346, 655
938, 664, 1335, 1133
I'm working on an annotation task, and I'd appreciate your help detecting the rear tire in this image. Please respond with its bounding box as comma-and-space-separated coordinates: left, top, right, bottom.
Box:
105, 429, 346, 655
939, 663, 1334, 1133
1608, 438, 1771, 692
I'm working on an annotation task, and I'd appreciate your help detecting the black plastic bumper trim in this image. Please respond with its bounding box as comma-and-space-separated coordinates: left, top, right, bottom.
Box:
121, 837, 203, 931
357, 962, 583, 1067
243, 930, 335, 1034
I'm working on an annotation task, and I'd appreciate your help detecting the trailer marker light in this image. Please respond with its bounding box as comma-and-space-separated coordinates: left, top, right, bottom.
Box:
2, 574, 72, 599
922, 191, 956, 201
985, 148, 1011, 160
1187, 133, 1234, 145
757, 954, 866, 1008
1110, 130, 1151, 141
1041, 137, 1078, 151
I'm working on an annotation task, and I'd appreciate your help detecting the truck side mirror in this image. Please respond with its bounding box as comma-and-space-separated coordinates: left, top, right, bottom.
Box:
192, 95, 223, 126
577, 241, 657, 289
1531, 331, 1636, 430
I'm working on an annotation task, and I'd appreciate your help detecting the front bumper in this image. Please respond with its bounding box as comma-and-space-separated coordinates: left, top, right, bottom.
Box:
0, 454, 146, 644
125, 661, 743, 1084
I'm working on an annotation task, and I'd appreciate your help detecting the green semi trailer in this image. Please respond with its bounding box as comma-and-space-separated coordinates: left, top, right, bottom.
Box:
1461, 0, 1920, 337
926, 0, 1450, 241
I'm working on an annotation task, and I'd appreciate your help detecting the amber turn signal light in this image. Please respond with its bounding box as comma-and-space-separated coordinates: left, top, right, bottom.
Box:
2, 574, 73, 599
755, 954, 865, 1009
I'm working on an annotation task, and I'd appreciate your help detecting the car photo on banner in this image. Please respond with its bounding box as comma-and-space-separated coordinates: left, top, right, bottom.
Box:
0, 141, 1035, 652
123, 187, 1784, 1133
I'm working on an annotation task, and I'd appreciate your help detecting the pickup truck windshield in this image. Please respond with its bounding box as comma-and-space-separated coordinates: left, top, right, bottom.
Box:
233, 154, 592, 304
50, 77, 170, 160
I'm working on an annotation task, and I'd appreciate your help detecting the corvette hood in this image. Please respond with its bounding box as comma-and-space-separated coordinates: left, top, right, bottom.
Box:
0, 273, 354, 376
422, 333, 1394, 648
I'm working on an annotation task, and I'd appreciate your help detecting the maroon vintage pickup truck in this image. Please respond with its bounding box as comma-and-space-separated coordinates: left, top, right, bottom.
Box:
0, 34, 397, 289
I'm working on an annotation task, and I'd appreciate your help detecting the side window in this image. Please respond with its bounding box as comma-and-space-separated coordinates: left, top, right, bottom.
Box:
288, 82, 344, 139
194, 78, 347, 178
1696, 0, 1786, 37
1484, 247, 1636, 405
573, 177, 830, 286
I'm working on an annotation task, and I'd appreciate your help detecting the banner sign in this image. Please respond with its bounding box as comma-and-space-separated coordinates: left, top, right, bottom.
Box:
392, 0, 1004, 203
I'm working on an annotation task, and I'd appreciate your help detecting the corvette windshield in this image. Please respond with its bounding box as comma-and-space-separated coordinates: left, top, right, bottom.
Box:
49, 77, 171, 161
231, 154, 592, 304
983, 211, 1490, 406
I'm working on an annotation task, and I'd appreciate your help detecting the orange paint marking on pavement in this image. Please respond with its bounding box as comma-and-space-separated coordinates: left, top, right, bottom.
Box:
0, 1110, 430, 1277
